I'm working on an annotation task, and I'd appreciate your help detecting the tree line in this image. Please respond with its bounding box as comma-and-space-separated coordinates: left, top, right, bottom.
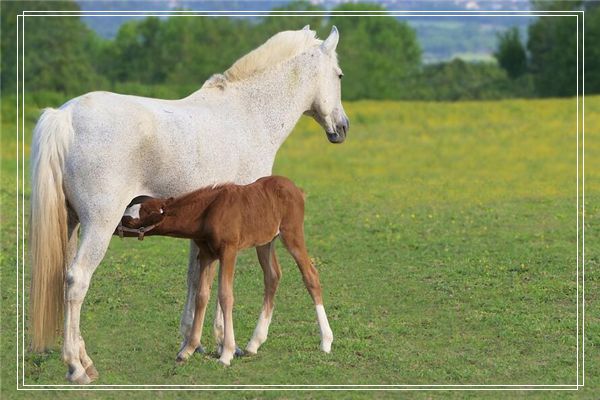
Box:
1, 0, 598, 101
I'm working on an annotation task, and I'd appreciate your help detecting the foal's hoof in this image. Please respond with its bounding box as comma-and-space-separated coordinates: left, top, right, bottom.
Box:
175, 354, 188, 364
195, 345, 205, 354
85, 364, 99, 382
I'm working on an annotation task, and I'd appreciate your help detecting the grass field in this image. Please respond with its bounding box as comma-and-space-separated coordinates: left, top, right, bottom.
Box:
1, 94, 598, 399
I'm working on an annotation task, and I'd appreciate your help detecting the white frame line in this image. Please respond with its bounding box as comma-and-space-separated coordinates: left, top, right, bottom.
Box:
15, 9, 585, 391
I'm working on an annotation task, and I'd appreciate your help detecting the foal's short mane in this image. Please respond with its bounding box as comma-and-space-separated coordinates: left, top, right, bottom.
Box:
202, 30, 322, 89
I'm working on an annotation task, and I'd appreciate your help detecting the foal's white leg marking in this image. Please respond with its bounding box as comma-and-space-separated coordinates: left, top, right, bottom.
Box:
246, 309, 273, 354
316, 304, 333, 353
123, 203, 141, 219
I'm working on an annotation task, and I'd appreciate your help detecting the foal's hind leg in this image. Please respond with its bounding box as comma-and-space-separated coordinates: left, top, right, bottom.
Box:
280, 227, 334, 353
246, 240, 282, 354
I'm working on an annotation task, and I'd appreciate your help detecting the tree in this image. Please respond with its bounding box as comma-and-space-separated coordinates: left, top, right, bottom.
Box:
1, 0, 106, 94
494, 27, 527, 79
329, 3, 422, 100
583, 4, 600, 93
100, 16, 167, 83
527, 0, 583, 97
260, 0, 327, 37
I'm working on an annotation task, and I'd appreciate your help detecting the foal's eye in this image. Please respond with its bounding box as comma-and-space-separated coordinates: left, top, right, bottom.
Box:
338, 73, 344, 80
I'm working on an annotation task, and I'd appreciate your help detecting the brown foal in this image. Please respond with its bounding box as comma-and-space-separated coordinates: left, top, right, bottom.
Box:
117, 176, 333, 366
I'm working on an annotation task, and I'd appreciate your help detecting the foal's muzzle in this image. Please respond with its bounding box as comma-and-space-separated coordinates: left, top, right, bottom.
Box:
326, 116, 349, 144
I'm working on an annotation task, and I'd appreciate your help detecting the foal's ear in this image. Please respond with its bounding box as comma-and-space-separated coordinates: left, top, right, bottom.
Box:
321, 25, 339, 54
161, 198, 175, 216
162, 197, 175, 209
302, 25, 310, 31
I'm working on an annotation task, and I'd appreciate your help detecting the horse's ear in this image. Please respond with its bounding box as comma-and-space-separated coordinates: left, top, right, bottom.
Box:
321, 25, 339, 54
302, 25, 310, 31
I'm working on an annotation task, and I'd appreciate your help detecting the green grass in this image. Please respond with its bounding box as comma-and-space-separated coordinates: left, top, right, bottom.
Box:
1, 94, 598, 399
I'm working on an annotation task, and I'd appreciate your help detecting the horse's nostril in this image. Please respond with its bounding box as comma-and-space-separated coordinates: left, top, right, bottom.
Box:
338, 121, 348, 136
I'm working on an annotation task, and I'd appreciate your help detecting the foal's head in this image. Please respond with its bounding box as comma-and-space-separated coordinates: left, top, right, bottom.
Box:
138, 198, 170, 225
304, 26, 350, 144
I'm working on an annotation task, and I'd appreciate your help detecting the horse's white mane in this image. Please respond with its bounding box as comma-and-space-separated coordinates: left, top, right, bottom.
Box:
202, 30, 322, 90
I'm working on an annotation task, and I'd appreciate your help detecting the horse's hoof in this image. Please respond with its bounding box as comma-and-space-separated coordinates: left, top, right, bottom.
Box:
85, 364, 99, 381
234, 346, 244, 357
175, 355, 187, 364
68, 370, 91, 385
194, 345, 205, 354
218, 357, 231, 367
320, 341, 332, 353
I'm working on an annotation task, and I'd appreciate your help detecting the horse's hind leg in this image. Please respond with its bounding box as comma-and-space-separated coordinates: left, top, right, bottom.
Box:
62, 210, 122, 384
246, 240, 281, 354
280, 227, 334, 353
180, 242, 201, 344
213, 299, 224, 353
176, 250, 217, 363
65, 209, 99, 381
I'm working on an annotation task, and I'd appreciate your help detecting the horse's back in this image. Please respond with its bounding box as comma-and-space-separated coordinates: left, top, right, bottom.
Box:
63, 91, 219, 199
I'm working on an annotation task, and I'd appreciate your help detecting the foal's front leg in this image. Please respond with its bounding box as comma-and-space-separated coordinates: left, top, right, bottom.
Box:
218, 249, 238, 366
176, 252, 217, 363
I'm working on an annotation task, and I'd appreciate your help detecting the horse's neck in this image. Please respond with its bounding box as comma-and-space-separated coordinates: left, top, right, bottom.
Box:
236, 56, 316, 149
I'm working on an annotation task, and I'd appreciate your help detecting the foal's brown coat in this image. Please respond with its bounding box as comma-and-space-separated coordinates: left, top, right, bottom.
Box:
118, 176, 330, 365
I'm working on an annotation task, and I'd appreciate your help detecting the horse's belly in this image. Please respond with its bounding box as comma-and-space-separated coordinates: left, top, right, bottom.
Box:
144, 132, 242, 197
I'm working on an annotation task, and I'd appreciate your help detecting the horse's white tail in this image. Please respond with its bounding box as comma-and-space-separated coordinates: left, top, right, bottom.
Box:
29, 107, 74, 351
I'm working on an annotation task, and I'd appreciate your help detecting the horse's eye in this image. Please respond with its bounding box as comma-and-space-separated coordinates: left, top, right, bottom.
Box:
338, 74, 344, 80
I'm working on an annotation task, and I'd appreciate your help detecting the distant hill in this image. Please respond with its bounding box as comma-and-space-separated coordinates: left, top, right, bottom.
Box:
78, 0, 535, 63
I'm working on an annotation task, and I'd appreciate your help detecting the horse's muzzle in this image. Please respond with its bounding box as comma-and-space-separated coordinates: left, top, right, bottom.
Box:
327, 117, 349, 144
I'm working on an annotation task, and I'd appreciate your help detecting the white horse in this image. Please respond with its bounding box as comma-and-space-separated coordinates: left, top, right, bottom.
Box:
29, 26, 348, 383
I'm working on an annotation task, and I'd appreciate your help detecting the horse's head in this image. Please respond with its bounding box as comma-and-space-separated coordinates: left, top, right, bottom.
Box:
305, 26, 350, 144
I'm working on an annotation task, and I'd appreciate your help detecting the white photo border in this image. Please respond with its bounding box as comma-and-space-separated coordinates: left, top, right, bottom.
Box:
15, 8, 586, 391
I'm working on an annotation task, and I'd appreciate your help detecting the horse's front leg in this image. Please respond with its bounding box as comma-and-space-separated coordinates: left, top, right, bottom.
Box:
180, 241, 202, 349
176, 249, 217, 363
